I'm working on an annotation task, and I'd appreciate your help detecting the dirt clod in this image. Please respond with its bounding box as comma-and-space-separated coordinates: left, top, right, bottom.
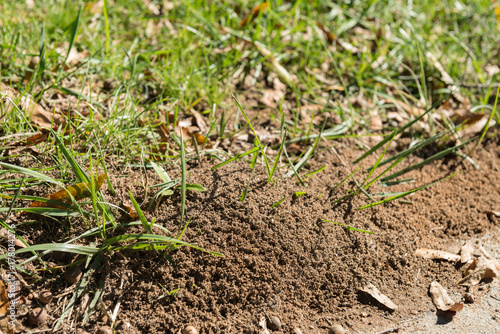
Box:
64, 266, 83, 284
28, 307, 47, 326
328, 324, 345, 334
267, 316, 282, 331
182, 325, 199, 334
103, 78, 115, 91
96, 326, 113, 334
38, 290, 53, 304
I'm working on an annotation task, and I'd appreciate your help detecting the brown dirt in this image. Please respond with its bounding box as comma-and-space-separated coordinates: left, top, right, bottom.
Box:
2, 135, 500, 334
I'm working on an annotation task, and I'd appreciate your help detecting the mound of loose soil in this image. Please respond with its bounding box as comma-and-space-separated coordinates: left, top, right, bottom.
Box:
5, 137, 500, 333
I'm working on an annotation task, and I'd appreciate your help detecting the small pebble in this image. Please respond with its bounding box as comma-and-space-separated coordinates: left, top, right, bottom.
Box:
116, 320, 131, 330
64, 266, 83, 284
267, 316, 281, 331
182, 325, 199, 334
39, 290, 53, 304
96, 326, 113, 334
328, 324, 345, 334
28, 307, 47, 326
464, 292, 475, 303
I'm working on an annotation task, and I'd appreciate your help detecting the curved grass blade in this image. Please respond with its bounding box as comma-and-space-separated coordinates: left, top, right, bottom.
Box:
128, 191, 152, 234
211, 146, 261, 170
354, 97, 446, 164
357, 171, 460, 210
323, 219, 374, 234
380, 137, 476, 182
0, 162, 62, 186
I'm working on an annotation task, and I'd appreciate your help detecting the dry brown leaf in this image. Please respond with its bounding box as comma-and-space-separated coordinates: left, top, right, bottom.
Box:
190, 110, 208, 133
0, 278, 14, 334
1, 82, 67, 129
23, 56, 40, 84
241, 3, 268, 27
415, 248, 461, 262
360, 283, 397, 311
460, 242, 474, 264
316, 21, 335, 44
29, 174, 107, 208
429, 281, 463, 312
124, 205, 139, 219
458, 257, 500, 286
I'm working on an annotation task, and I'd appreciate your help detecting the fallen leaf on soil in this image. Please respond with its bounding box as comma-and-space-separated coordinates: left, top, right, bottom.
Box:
457, 257, 500, 286
414, 248, 461, 262
190, 110, 208, 133
12, 129, 50, 147
124, 205, 139, 219
460, 242, 474, 264
23, 56, 40, 84
241, 3, 268, 27
29, 174, 107, 208
1, 82, 67, 129
0, 279, 14, 334
429, 281, 463, 312
360, 283, 397, 311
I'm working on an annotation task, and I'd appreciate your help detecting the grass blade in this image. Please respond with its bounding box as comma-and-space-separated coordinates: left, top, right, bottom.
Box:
357, 171, 460, 210
211, 146, 261, 170
380, 137, 476, 182
323, 219, 374, 234
128, 191, 152, 234
354, 97, 446, 164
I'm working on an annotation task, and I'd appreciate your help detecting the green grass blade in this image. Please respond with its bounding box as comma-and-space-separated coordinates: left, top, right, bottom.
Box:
357, 171, 460, 210
0, 162, 62, 186
211, 146, 261, 170
284, 117, 327, 178
380, 137, 476, 182
232, 93, 271, 176
354, 97, 446, 164
128, 191, 152, 234
271, 196, 286, 208
178, 129, 187, 236
362, 132, 396, 186
51, 130, 89, 183
323, 219, 374, 234
268, 111, 285, 183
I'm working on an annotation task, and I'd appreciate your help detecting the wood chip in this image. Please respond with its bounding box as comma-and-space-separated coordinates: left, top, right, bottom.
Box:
360, 283, 397, 311
429, 281, 463, 312
415, 248, 460, 262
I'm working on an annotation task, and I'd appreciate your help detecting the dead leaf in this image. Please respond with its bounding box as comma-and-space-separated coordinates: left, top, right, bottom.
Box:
0, 279, 14, 334
460, 242, 474, 264
190, 110, 208, 133
1, 82, 67, 129
29, 174, 107, 208
124, 205, 139, 219
429, 281, 463, 312
241, 3, 268, 27
316, 21, 335, 44
415, 248, 461, 262
458, 257, 500, 286
360, 283, 397, 311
